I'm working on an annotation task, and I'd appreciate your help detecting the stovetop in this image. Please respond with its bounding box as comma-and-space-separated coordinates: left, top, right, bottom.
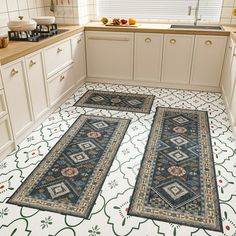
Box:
8, 24, 69, 42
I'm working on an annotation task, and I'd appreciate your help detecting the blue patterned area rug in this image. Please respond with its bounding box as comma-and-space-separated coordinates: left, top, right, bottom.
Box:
8, 115, 130, 218
128, 107, 222, 232
74, 90, 154, 113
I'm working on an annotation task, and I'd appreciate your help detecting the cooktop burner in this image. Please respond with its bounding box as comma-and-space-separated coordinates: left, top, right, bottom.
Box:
8, 24, 69, 42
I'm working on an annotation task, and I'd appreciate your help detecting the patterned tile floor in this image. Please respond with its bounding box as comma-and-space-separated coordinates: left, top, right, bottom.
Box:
0, 83, 236, 236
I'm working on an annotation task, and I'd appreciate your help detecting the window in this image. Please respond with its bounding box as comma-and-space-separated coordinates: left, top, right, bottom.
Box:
97, 0, 223, 23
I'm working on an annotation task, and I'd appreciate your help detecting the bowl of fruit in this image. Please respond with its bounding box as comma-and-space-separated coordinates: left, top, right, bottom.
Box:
101, 17, 138, 27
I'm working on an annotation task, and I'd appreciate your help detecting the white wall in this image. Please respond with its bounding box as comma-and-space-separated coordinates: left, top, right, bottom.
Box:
0, 0, 45, 34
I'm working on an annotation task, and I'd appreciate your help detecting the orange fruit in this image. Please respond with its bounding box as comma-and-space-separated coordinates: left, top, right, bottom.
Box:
128, 18, 136, 25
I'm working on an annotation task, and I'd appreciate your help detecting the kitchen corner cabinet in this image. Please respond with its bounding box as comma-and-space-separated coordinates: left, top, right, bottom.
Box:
221, 39, 236, 106
190, 35, 227, 87
134, 33, 163, 82
25, 51, 49, 120
161, 34, 194, 84
86, 31, 134, 80
1, 59, 34, 139
71, 32, 86, 84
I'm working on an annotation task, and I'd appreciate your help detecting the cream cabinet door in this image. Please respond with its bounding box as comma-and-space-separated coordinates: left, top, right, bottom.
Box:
221, 40, 236, 106
1, 59, 33, 139
86, 31, 134, 80
0, 115, 13, 154
161, 34, 194, 84
191, 35, 227, 87
134, 33, 163, 82
25, 51, 49, 120
230, 87, 236, 126
71, 32, 86, 84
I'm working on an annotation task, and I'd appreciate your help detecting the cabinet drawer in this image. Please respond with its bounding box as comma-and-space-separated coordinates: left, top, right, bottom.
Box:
0, 90, 7, 118
44, 40, 72, 78
48, 66, 74, 106
0, 115, 13, 154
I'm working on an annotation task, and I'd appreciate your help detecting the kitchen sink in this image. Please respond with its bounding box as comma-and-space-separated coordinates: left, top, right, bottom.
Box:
170, 24, 224, 30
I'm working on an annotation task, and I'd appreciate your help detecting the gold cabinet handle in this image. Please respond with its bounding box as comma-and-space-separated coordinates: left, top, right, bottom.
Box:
77, 38, 82, 43
11, 68, 19, 76
57, 48, 63, 53
29, 60, 36, 67
145, 37, 151, 43
60, 75, 65, 81
205, 40, 212, 45
233, 53, 236, 57
170, 39, 176, 44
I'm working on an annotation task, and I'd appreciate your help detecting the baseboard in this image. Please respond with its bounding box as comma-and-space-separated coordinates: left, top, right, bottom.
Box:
86, 77, 221, 92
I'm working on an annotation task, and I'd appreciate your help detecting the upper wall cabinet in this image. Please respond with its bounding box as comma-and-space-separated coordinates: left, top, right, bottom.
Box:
161, 34, 194, 84
134, 33, 163, 82
86, 31, 134, 80
190, 35, 227, 87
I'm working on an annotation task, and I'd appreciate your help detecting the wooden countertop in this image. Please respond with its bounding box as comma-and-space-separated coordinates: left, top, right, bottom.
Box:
1, 23, 236, 66
85, 22, 232, 36
0, 25, 84, 65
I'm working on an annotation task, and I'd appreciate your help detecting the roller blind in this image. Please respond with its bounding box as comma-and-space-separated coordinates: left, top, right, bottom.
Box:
97, 0, 223, 22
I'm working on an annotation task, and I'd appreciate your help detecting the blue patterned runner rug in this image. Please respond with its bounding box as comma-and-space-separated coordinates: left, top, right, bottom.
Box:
74, 90, 154, 113
128, 107, 222, 232
8, 115, 130, 218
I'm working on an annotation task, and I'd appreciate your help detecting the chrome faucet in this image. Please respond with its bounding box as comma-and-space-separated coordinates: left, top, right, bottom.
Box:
188, 0, 201, 25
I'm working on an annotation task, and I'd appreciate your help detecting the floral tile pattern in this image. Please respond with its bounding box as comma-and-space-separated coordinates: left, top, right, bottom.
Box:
0, 82, 236, 236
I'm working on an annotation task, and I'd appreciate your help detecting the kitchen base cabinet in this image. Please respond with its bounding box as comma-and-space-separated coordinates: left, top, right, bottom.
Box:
134, 33, 163, 82
71, 33, 87, 84
86, 31, 134, 80
1, 59, 34, 140
161, 34, 194, 84
25, 51, 49, 121
221, 39, 236, 107
190, 35, 227, 87
0, 115, 14, 155
47, 65, 74, 106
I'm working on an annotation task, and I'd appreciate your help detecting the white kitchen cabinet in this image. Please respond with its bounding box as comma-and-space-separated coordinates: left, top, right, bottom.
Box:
134, 33, 163, 82
221, 39, 236, 106
86, 31, 134, 80
0, 89, 7, 119
44, 39, 73, 78
161, 34, 194, 84
71, 33, 86, 84
0, 115, 14, 155
47, 65, 74, 106
190, 35, 227, 87
25, 51, 49, 120
1, 59, 33, 139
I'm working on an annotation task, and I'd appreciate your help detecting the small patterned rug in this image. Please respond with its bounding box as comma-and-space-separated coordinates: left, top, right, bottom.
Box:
8, 115, 130, 218
128, 107, 222, 232
74, 90, 154, 113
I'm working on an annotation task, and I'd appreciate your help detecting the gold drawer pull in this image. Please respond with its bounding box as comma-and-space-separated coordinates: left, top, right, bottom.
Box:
77, 38, 82, 43
60, 75, 65, 81
205, 40, 212, 45
170, 39, 176, 44
57, 48, 63, 53
233, 53, 236, 57
145, 37, 151, 43
29, 60, 36, 67
11, 68, 18, 76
